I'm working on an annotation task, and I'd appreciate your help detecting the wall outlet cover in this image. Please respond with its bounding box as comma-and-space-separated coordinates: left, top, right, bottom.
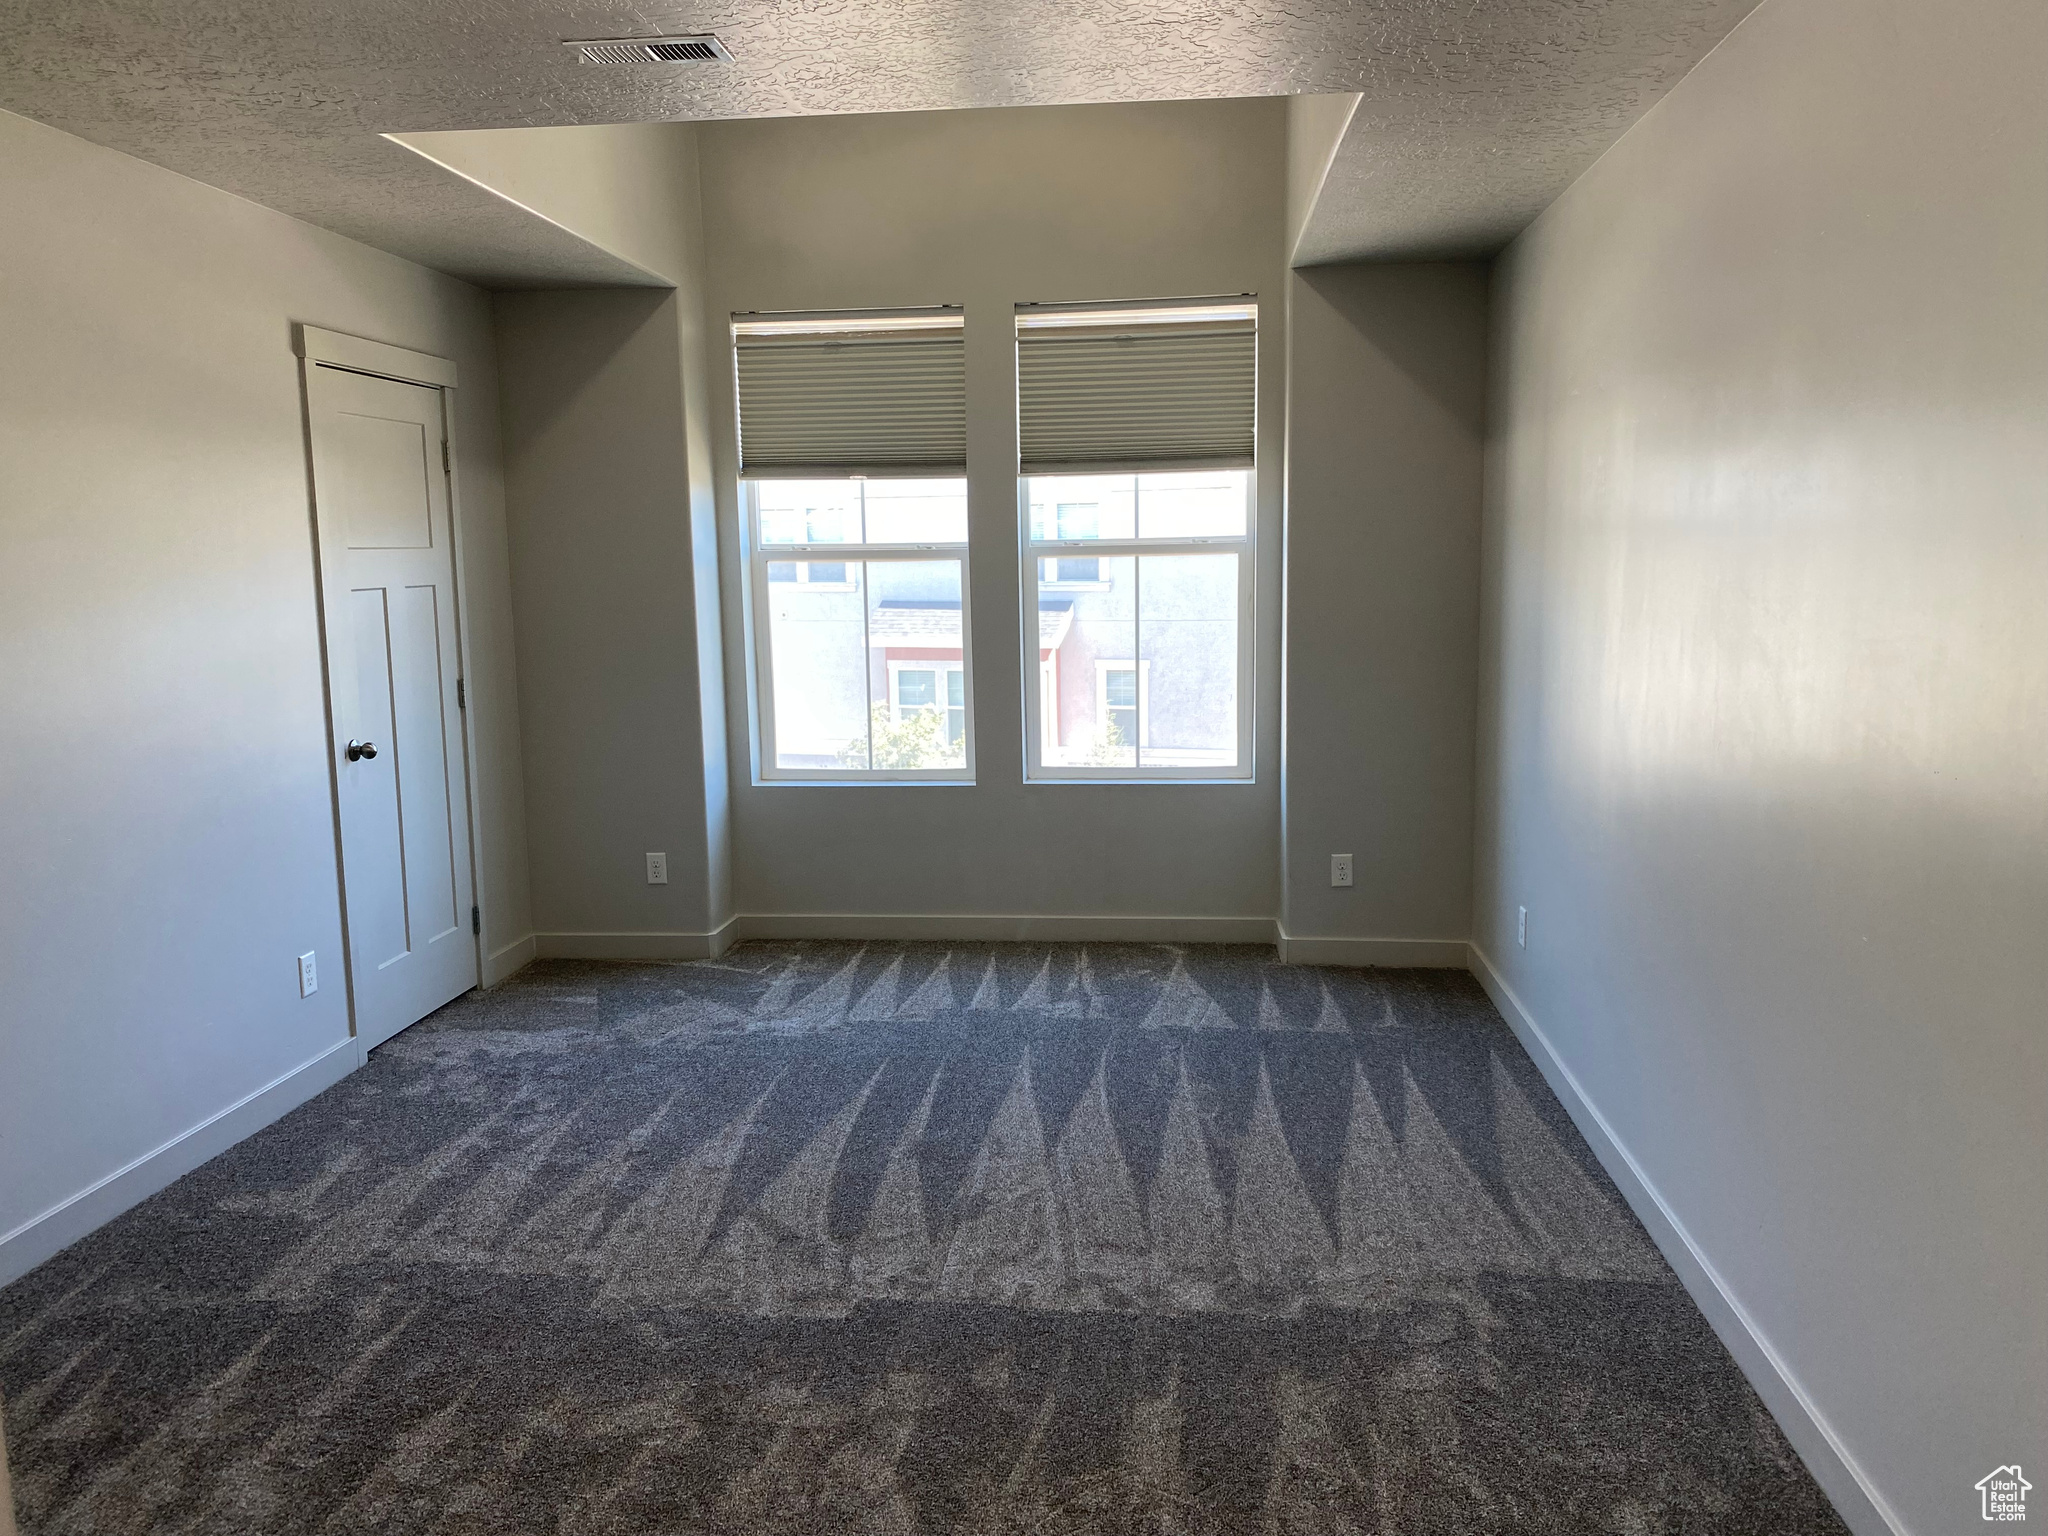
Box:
646, 852, 669, 885
298, 951, 318, 997
1331, 853, 1354, 888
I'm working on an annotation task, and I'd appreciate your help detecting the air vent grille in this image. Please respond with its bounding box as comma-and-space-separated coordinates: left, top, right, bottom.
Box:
565, 34, 732, 64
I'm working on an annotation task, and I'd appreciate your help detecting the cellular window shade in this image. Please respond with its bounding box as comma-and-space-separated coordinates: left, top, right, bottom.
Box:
734, 312, 966, 478
1017, 302, 1256, 475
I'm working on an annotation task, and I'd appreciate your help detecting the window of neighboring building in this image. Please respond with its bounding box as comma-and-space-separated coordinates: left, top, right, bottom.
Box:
1097, 660, 1147, 748
1039, 504, 1106, 587
735, 307, 971, 781
1016, 298, 1256, 780
888, 660, 966, 747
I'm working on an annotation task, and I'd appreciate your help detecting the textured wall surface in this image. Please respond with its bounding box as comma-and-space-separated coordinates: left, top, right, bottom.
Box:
0, 106, 531, 1271
391, 123, 696, 286
0, 0, 1760, 282
1293, 0, 1762, 261
1475, 0, 2047, 1530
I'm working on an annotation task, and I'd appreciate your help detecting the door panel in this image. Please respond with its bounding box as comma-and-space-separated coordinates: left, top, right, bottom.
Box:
331, 411, 437, 549
308, 362, 476, 1048
343, 585, 408, 970
389, 582, 461, 947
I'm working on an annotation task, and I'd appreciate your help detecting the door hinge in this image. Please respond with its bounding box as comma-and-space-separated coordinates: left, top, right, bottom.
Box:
471, 905, 481, 936
441, 439, 451, 474
456, 676, 465, 709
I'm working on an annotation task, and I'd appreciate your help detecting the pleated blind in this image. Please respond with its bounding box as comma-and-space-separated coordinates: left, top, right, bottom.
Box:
1016, 300, 1256, 475
734, 310, 966, 478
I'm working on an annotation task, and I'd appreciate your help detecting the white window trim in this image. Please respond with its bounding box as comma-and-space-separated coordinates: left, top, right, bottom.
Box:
1020, 473, 1255, 783
746, 480, 974, 783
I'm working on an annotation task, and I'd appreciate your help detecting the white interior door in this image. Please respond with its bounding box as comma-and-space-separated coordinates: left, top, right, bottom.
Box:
306, 361, 477, 1048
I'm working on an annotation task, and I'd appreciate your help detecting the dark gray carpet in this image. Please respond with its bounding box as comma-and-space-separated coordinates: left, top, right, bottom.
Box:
0, 943, 1845, 1535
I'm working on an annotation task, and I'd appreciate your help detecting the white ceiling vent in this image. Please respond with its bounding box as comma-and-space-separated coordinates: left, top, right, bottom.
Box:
563, 34, 732, 65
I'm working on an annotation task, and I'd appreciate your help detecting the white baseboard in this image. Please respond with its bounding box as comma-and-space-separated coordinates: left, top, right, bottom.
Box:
482, 932, 537, 985
529, 916, 1482, 963
732, 912, 1280, 946
1466, 946, 1902, 1536
0, 1034, 365, 1290
1277, 932, 1471, 968
534, 917, 740, 962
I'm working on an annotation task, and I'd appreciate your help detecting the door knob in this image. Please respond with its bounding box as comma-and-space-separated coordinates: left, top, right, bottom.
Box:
346, 739, 378, 762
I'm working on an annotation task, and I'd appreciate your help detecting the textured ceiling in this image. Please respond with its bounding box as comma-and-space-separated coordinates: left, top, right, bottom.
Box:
0, 0, 1762, 284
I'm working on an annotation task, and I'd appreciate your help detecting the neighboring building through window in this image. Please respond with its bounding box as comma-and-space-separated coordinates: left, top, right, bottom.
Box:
734, 308, 972, 780
749, 478, 972, 776
1022, 470, 1250, 773
1017, 298, 1256, 779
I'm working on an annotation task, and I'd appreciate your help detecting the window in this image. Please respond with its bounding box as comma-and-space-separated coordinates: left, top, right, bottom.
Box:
1023, 471, 1251, 774
1017, 299, 1256, 780
1097, 660, 1146, 747
735, 308, 972, 781
1039, 504, 1105, 587
767, 560, 853, 588
889, 662, 966, 746
749, 479, 972, 777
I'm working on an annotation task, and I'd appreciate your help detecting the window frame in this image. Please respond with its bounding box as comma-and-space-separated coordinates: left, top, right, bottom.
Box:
1020, 472, 1256, 783
746, 478, 975, 784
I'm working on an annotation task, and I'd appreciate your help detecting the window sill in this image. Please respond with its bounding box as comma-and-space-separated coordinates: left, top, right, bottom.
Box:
1024, 775, 1256, 787
753, 777, 978, 789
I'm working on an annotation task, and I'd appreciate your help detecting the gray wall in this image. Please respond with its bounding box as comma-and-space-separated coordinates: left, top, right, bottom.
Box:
1474, 1, 2047, 1530
496, 288, 729, 947
490, 124, 731, 953
1283, 264, 1486, 955
698, 99, 1288, 931
0, 107, 530, 1278
1284, 94, 1360, 264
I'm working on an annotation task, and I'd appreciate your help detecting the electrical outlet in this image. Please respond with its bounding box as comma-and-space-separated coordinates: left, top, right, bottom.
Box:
298, 951, 318, 997
1517, 906, 1528, 947
646, 852, 669, 886
1330, 853, 1354, 888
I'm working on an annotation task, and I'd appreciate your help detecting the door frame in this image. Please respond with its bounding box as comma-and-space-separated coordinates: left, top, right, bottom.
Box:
294, 323, 484, 1038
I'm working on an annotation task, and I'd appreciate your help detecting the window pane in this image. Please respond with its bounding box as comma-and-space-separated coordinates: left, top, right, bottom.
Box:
1027, 475, 1135, 541
866, 560, 967, 771
895, 669, 938, 710
1138, 552, 1238, 769
767, 561, 797, 583
1040, 553, 1135, 768
1137, 470, 1249, 539
757, 480, 864, 545
767, 561, 870, 770
862, 478, 968, 543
